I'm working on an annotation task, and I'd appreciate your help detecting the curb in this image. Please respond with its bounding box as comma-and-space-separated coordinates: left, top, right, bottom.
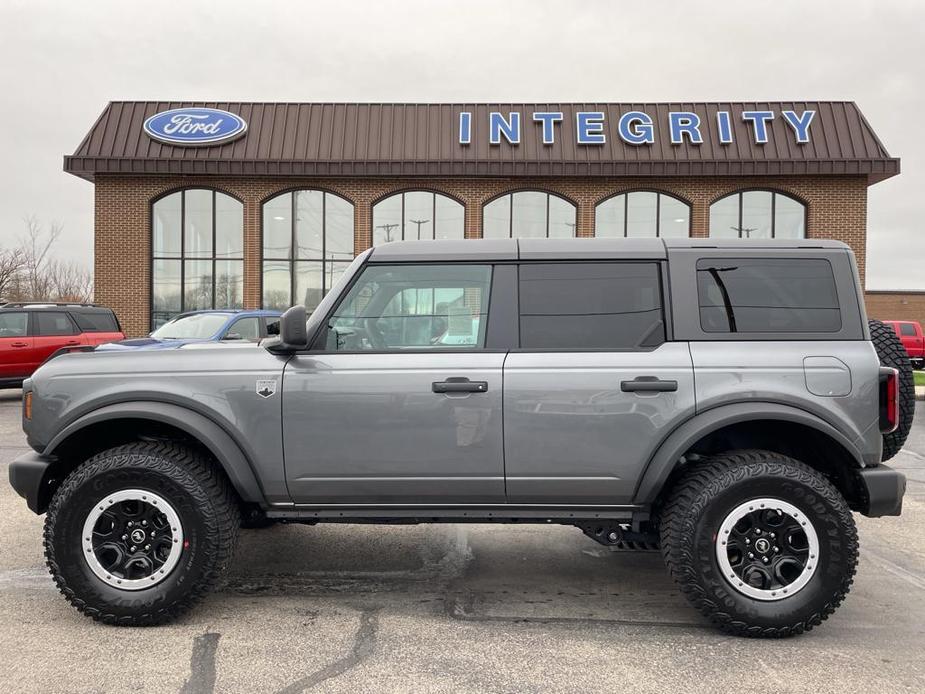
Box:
916, 385, 924, 402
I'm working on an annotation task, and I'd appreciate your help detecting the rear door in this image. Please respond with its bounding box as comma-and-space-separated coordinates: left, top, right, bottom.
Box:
0, 311, 34, 380
282, 262, 507, 504
503, 261, 695, 505
898, 322, 923, 358
33, 311, 85, 363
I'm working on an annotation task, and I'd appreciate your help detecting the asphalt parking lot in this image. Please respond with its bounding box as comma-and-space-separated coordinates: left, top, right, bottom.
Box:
1, 389, 924, 693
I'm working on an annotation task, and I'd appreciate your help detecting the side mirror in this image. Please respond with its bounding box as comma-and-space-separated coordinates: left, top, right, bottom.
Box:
222, 332, 243, 341
267, 305, 308, 353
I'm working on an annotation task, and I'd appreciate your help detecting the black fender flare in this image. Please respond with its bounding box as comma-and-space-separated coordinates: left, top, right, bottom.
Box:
632, 402, 865, 504
44, 401, 265, 504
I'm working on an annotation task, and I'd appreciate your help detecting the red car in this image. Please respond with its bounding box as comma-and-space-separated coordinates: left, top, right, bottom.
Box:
0, 303, 124, 388
882, 319, 925, 369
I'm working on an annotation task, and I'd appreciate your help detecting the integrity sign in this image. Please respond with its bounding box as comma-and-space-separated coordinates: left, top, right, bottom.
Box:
458, 109, 815, 147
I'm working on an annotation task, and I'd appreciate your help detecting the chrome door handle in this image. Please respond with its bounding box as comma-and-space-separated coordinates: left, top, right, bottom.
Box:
621, 376, 678, 393
432, 377, 488, 394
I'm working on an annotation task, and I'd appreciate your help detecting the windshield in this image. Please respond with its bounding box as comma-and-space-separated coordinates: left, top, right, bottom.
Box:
150, 314, 230, 340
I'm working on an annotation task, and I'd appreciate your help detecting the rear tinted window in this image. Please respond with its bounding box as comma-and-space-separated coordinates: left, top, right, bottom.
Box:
34, 311, 78, 336
696, 258, 841, 333
518, 262, 664, 349
900, 323, 917, 337
71, 309, 119, 333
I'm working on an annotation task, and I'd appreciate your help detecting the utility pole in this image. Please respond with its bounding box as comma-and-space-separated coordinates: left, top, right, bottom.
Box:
732, 226, 757, 239
375, 223, 400, 243
409, 218, 431, 240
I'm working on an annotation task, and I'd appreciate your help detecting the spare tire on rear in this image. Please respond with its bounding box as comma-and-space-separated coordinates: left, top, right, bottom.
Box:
869, 319, 914, 461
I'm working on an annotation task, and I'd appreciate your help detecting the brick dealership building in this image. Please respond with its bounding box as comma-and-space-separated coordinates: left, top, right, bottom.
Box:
64, 101, 901, 336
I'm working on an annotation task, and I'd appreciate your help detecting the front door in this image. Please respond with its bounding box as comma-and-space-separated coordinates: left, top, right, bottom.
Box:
503, 261, 695, 505
0, 311, 33, 381
283, 262, 505, 504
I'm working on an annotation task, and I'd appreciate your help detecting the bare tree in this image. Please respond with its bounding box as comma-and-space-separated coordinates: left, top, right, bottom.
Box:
19, 216, 63, 300
46, 258, 93, 302
0, 247, 25, 301
1, 217, 93, 303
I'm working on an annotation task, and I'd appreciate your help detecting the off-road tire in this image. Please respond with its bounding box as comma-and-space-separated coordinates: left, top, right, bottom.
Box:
44, 442, 240, 626
869, 319, 914, 461
660, 450, 858, 638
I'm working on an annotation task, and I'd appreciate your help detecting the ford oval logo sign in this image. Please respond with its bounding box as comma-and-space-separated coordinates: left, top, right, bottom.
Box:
143, 107, 247, 146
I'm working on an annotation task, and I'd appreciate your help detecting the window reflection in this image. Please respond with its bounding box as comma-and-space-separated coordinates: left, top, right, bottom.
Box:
262, 190, 355, 312
595, 192, 690, 238
482, 192, 576, 238
151, 190, 243, 329
372, 191, 465, 245
709, 191, 806, 239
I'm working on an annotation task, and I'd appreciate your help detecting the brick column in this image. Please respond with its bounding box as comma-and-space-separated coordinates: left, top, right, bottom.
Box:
576, 200, 595, 237
690, 194, 710, 238
242, 193, 262, 309
464, 200, 481, 239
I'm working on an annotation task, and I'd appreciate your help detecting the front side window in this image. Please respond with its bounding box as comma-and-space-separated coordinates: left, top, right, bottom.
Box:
696, 258, 840, 333
519, 263, 665, 350
372, 191, 464, 245
262, 190, 355, 312
325, 264, 491, 351
595, 192, 691, 238
709, 191, 806, 239
483, 192, 576, 239
0, 312, 28, 337
900, 323, 917, 337
152, 189, 244, 329
225, 317, 260, 341
34, 312, 78, 336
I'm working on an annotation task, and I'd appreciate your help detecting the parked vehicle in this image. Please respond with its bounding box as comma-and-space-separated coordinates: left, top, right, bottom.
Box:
95, 309, 281, 351
0, 303, 123, 388
882, 320, 925, 369
9, 238, 911, 637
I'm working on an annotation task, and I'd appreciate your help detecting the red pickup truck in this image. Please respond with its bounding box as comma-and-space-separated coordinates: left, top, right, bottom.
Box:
883, 320, 925, 369
0, 303, 124, 388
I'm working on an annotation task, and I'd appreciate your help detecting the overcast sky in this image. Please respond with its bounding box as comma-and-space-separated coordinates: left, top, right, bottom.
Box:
0, 0, 922, 289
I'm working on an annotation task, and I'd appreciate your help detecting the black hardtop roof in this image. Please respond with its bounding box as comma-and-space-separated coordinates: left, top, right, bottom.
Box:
367, 237, 850, 262
0, 302, 113, 311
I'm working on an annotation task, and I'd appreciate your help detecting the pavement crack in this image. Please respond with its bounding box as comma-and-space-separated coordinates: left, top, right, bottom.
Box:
179, 631, 221, 694
273, 607, 380, 693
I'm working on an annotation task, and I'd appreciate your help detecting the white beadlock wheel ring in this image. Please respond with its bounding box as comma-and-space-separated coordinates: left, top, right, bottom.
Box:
715, 497, 820, 602
81, 489, 184, 591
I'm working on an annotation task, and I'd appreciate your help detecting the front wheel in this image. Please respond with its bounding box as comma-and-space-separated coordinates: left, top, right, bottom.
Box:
659, 450, 858, 638
44, 442, 241, 626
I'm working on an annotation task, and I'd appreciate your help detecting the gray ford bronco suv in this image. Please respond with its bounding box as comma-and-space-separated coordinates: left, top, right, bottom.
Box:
9, 238, 911, 637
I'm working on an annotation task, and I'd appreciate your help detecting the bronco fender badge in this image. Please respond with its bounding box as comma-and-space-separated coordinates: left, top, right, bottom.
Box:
256, 379, 277, 399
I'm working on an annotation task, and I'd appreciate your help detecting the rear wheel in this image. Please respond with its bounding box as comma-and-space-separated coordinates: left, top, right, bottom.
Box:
44, 442, 240, 626
869, 319, 914, 460
660, 450, 858, 638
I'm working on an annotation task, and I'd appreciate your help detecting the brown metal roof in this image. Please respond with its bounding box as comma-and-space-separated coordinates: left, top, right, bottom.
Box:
64, 101, 899, 183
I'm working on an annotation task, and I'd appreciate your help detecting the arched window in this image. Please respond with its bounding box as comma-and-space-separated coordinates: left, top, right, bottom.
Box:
372, 191, 464, 245
483, 191, 576, 239
595, 192, 690, 238
710, 190, 806, 239
262, 190, 354, 312
151, 189, 243, 329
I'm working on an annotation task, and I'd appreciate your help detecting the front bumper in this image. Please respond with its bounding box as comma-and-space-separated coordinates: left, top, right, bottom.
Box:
8, 450, 55, 515
858, 464, 906, 517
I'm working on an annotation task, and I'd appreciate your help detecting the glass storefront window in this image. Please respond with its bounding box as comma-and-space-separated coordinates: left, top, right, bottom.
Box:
151, 190, 243, 329
595, 192, 691, 238
262, 190, 356, 312
482, 191, 576, 238
709, 190, 806, 239
372, 191, 465, 245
